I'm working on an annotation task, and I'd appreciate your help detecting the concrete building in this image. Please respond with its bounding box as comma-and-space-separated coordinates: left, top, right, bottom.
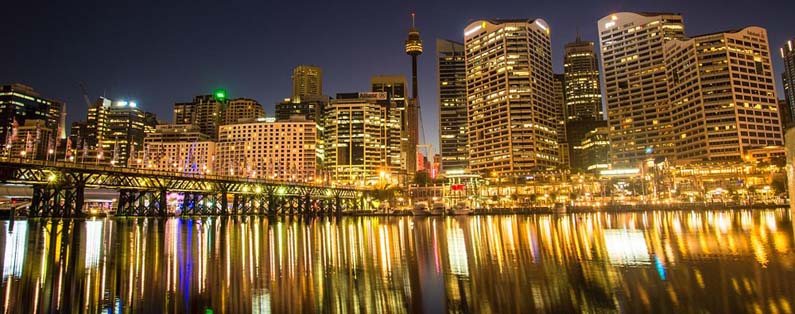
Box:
665, 27, 782, 162
215, 118, 319, 182
464, 19, 558, 178
553, 74, 569, 169
292, 65, 322, 100
573, 126, 610, 173
782, 39, 795, 124
436, 39, 468, 175
597, 12, 686, 166
222, 98, 264, 125
174, 93, 225, 140
324, 92, 402, 185
0, 84, 64, 158
564, 36, 603, 121
7, 120, 54, 160
139, 124, 215, 174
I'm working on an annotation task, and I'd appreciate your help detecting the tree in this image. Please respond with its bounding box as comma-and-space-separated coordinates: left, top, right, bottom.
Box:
414, 171, 433, 185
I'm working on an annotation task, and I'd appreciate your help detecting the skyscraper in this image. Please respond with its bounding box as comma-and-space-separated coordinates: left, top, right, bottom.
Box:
597, 12, 686, 166
436, 38, 468, 174
563, 36, 602, 121
563, 35, 607, 172
0, 84, 64, 157
292, 65, 322, 100
324, 92, 402, 185
665, 27, 782, 161
371, 75, 408, 175
464, 19, 558, 177
103, 99, 150, 166
782, 38, 795, 126
404, 13, 422, 180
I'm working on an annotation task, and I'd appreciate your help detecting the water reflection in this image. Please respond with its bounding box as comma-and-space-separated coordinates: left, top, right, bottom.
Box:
0, 210, 793, 313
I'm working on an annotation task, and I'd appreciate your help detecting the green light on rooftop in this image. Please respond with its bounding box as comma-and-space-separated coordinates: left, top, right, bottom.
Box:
214, 89, 227, 101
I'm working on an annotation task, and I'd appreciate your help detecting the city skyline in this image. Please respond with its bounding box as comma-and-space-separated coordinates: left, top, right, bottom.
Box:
1, 1, 795, 154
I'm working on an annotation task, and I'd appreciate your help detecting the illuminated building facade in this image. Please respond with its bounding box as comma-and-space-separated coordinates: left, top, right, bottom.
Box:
292, 65, 323, 100
0, 83, 64, 158
275, 94, 329, 124
665, 27, 782, 162
140, 124, 215, 174
104, 99, 150, 166
436, 39, 469, 174
7, 120, 53, 160
782, 38, 795, 125
371, 75, 408, 176
563, 37, 603, 121
464, 19, 558, 178
173, 93, 226, 140
597, 12, 686, 166
215, 118, 318, 181
572, 125, 610, 172
324, 92, 402, 185
221, 98, 264, 125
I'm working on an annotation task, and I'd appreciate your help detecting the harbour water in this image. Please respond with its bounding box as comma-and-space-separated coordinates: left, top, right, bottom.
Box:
1, 209, 794, 313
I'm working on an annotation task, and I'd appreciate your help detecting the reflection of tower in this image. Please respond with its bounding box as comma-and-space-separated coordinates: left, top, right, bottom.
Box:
404, 12, 423, 180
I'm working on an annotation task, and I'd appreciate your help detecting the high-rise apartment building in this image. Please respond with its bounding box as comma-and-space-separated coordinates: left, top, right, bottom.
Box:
665, 27, 782, 162
436, 38, 469, 174
174, 93, 226, 140
139, 124, 215, 174
782, 38, 795, 125
215, 118, 319, 182
222, 98, 264, 125
464, 19, 558, 177
597, 12, 686, 166
0, 84, 64, 157
553, 74, 569, 168
564, 37, 603, 121
324, 92, 402, 185
292, 65, 322, 100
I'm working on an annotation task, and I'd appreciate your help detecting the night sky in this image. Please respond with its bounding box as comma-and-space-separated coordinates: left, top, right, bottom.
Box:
2, 0, 794, 153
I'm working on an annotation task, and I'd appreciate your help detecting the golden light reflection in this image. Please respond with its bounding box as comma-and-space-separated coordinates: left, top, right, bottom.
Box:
0, 209, 793, 313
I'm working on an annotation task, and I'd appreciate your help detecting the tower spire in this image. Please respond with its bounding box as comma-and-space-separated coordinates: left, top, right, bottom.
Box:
411, 12, 416, 28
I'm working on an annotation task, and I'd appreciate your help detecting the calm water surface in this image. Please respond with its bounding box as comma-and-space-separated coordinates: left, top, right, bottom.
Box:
1, 210, 794, 313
